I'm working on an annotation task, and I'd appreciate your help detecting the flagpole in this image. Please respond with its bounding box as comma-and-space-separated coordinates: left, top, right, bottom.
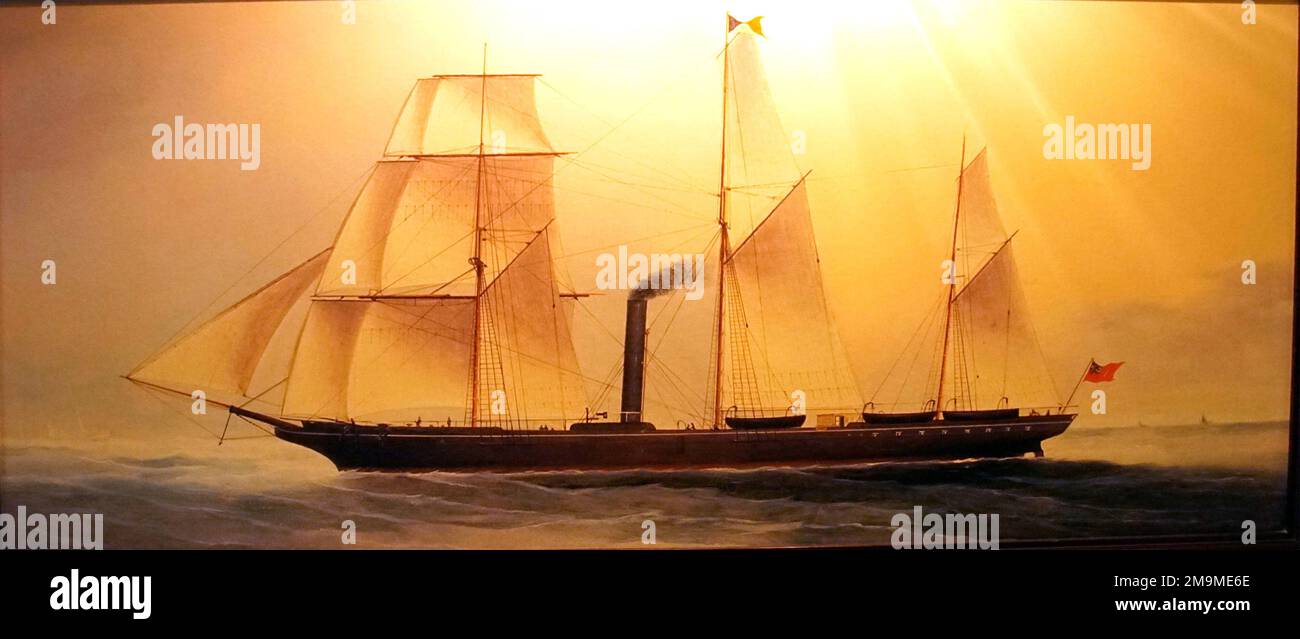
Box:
1061, 359, 1094, 413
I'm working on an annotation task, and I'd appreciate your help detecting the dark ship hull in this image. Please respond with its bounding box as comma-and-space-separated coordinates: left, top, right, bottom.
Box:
726, 414, 807, 430
862, 410, 938, 425
255, 409, 1074, 472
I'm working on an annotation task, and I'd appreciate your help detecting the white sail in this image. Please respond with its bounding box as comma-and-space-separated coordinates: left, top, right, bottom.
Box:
316, 156, 556, 298
475, 155, 559, 286
723, 30, 802, 243
949, 243, 1057, 411
128, 250, 329, 399
281, 297, 475, 422
385, 75, 554, 156
953, 149, 1008, 283
728, 180, 861, 411
280, 300, 366, 420
480, 228, 587, 425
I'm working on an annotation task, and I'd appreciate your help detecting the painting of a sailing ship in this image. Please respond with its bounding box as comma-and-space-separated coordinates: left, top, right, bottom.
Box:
1, 1, 1294, 547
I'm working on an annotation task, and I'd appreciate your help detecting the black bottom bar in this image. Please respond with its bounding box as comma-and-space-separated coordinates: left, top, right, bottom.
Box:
3, 544, 1296, 627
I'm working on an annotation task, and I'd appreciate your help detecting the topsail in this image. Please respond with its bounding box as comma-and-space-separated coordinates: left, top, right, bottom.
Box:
386, 75, 554, 156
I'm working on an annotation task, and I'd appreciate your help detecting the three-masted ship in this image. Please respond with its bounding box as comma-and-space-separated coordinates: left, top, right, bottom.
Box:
128, 17, 1073, 472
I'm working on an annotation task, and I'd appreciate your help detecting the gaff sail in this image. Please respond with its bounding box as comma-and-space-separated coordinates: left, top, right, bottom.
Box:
727, 179, 861, 414
944, 150, 1059, 412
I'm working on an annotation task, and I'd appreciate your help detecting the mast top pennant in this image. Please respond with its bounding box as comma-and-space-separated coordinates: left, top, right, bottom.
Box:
727, 14, 765, 37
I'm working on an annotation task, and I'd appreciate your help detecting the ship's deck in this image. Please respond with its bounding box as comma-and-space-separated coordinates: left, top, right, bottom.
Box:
290, 413, 1075, 438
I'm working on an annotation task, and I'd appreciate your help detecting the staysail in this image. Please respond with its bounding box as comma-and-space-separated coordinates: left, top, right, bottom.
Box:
126, 250, 328, 402
482, 228, 588, 423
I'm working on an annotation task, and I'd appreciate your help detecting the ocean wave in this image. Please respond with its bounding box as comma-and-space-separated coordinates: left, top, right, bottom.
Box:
0, 424, 1288, 548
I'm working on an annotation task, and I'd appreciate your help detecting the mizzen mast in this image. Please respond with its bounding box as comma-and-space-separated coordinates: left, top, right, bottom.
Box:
467, 44, 489, 427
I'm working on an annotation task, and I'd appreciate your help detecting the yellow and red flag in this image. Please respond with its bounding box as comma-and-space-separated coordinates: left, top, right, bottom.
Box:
727, 14, 764, 37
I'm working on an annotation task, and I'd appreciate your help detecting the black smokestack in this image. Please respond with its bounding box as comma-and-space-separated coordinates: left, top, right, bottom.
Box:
620, 296, 649, 424
619, 260, 689, 423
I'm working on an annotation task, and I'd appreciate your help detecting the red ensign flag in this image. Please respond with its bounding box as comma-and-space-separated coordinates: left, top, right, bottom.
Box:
1084, 360, 1123, 383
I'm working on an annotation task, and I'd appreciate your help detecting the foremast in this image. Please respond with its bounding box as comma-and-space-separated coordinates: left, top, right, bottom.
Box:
128, 61, 589, 431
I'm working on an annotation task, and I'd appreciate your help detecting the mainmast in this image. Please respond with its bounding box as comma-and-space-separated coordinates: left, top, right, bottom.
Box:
710, 16, 732, 429
468, 44, 488, 427
934, 135, 967, 417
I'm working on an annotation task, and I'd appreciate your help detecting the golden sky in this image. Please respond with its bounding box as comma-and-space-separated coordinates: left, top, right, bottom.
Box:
1, 0, 1295, 441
